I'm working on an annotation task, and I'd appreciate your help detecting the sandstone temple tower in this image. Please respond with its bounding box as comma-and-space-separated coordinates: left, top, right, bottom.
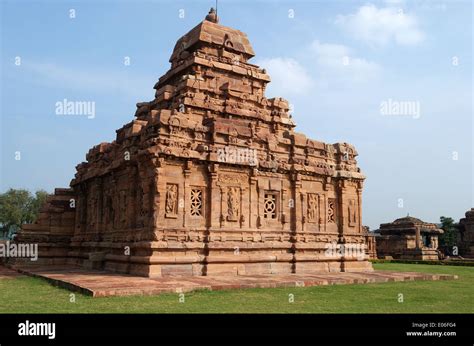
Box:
15, 9, 372, 276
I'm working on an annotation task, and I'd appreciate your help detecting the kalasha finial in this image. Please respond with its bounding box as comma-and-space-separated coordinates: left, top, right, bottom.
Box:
205, 7, 219, 23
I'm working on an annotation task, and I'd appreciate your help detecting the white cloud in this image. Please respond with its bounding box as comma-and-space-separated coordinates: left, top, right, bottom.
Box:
311, 40, 381, 83
311, 41, 351, 67
335, 4, 425, 46
256, 58, 313, 97
256, 41, 380, 97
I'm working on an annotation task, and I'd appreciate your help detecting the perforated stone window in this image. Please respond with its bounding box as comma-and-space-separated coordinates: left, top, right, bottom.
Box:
264, 193, 277, 219
190, 188, 203, 217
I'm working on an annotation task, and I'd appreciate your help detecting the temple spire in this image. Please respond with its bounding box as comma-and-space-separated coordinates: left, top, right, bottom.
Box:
205, 7, 219, 23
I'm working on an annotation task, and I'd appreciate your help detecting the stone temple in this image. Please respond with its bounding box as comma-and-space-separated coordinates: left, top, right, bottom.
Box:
458, 208, 474, 257
15, 9, 372, 277
375, 216, 443, 260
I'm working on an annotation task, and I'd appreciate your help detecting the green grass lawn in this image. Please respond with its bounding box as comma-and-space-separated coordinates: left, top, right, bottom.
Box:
0, 263, 473, 313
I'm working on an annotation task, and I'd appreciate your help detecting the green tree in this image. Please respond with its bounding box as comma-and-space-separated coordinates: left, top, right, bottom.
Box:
439, 216, 459, 250
0, 189, 49, 238
31, 190, 49, 217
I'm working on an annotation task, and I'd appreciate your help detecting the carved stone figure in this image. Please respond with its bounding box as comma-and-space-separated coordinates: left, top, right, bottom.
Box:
227, 187, 240, 221
307, 194, 318, 222
165, 184, 178, 216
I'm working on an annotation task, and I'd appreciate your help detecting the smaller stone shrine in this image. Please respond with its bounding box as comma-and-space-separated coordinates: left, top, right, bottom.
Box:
458, 208, 474, 257
376, 216, 443, 260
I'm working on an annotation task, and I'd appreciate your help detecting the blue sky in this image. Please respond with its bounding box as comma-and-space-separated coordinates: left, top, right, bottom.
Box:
1, 0, 472, 229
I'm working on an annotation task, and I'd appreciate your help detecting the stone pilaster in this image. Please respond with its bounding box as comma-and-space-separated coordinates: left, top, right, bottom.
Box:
183, 160, 192, 228
208, 164, 219, 229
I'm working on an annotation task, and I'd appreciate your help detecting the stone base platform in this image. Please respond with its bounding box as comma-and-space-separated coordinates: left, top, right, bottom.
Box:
9, 265, 458, 297
0, 265, 23, 279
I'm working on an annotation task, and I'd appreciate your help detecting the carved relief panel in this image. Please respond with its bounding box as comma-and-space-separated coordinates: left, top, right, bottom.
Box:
165, 183, 178, 218
307, 193, 319, 223
104, 193, 114, 228
135, 185, 144, 227
86, 183, 99, 229
78, 190, 87, 229
348, 199, 357, 227
119, 190, 128, 227
327, 198, 336, 224
227, 186, 240, 221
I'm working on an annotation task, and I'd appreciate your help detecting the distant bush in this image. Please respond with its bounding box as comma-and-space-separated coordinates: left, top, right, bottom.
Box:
0, 189, 49, 239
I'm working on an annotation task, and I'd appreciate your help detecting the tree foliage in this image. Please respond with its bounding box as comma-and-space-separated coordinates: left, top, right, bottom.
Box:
0, 189, 49, 238
439, 216, 459, 249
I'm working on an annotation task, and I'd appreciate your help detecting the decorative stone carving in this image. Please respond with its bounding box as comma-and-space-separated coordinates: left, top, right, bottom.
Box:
264, 192, 277, 219
227, 187, 240, 221
327, 198, 336, 224
119, 190, 127, 226
190, 188, 203, 216
165, 184, 178, 218
307, 193, 318, 223
218, 173, 248, 185
104, 194, 114, 227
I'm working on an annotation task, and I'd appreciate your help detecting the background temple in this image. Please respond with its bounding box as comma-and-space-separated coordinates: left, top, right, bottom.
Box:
375, 216, 443, 260
458, 208, 474, 257
12, 10, 372, 277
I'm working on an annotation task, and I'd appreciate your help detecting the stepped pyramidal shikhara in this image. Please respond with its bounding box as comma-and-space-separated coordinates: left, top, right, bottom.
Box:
15, 9, 373, 276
